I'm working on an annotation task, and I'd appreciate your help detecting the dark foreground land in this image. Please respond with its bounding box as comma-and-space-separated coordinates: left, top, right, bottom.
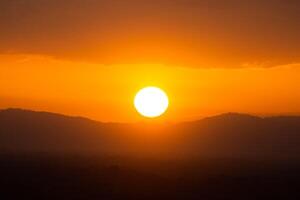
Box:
0, 154, 299, 200
1, 109, 300, 199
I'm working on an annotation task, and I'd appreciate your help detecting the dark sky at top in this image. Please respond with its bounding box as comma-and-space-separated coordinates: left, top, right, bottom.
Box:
0, 0, 299, 67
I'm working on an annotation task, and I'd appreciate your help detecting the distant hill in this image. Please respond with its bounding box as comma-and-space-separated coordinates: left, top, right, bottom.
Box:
174, 113, 300, 159
0, 109, 300, 160
0, 108, 132, 155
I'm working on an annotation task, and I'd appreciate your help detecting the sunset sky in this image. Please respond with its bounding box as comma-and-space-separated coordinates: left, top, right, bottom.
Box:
0, 0, 300, 122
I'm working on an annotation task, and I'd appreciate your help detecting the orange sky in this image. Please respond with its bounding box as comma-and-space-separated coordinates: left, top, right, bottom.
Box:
1, 0, 299, 67
1, 54, 299, 122
0, 0, 300, 122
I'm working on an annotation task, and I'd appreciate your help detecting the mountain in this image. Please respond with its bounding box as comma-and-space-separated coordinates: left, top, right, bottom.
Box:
0, 108, 300, 160
0, 108, 132, 154
1, 109, 299, 199
174, 113, 300, 159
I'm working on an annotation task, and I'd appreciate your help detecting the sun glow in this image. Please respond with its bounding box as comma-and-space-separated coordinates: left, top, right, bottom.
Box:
134, 87, 169, 118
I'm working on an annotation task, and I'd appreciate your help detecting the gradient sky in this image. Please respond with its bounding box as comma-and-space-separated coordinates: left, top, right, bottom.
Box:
0, 0, 300, 122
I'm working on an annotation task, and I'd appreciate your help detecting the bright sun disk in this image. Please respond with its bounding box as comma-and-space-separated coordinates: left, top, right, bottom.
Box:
134, 86, 169, 118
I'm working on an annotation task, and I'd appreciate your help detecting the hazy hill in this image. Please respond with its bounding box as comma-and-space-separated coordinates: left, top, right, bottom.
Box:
0, 108, 133, 154
0, 108, 300, 160
175, 113, 300, 159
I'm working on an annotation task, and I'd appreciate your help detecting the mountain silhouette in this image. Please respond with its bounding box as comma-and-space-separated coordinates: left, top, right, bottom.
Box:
0, 108, 299, 160
1, 109, 300, 199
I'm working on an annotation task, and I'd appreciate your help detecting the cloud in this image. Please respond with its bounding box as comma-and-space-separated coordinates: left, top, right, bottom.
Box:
0, 0, 299, 68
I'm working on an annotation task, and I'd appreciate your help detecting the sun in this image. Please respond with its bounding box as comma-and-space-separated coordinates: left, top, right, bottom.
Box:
134, 86, 169, 118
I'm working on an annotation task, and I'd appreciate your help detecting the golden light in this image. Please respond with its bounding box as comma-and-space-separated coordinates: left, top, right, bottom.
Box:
134, 86, 169, 118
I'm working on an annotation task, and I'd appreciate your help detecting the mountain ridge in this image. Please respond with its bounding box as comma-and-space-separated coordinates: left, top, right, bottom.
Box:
3, 107, 300, 124
0, 108, 300, 160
